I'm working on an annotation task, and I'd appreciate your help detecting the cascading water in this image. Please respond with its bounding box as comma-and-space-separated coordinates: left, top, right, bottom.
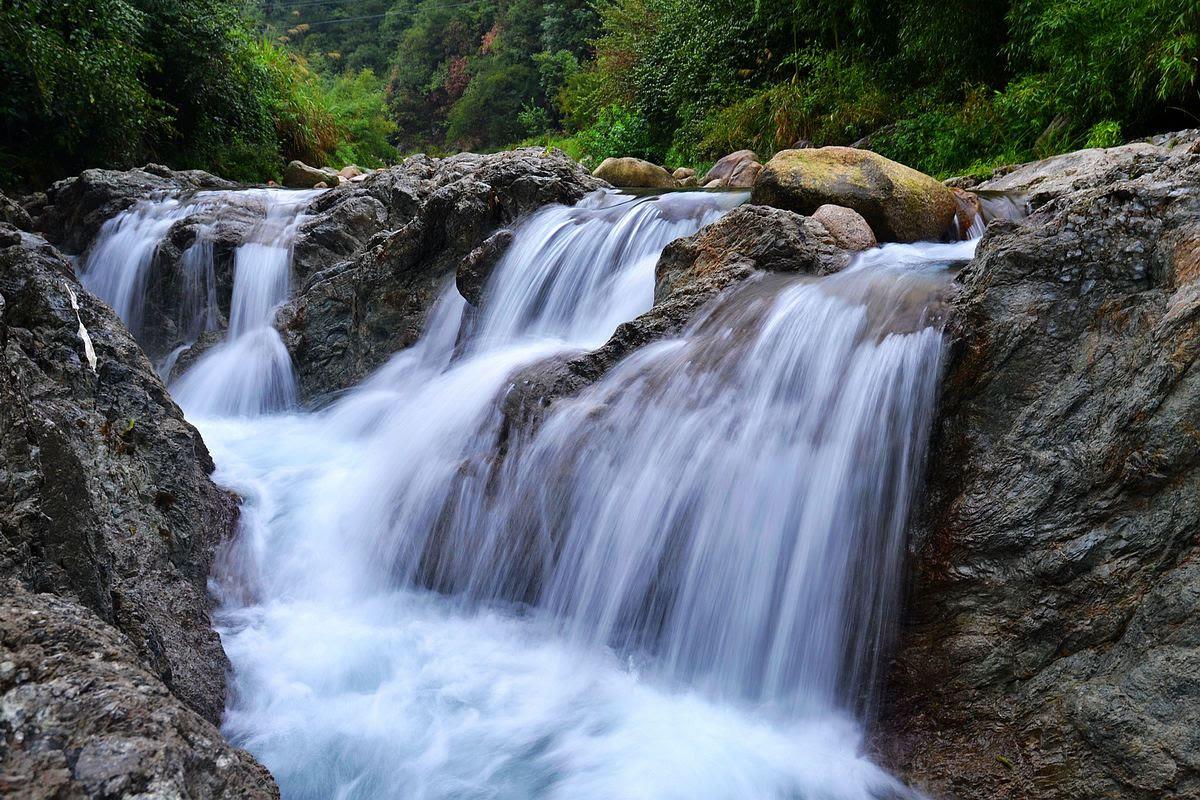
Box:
170, 190, 318, 416
81, 193, 226, 340
80, 187, 318, 415
79, 183, 976, 799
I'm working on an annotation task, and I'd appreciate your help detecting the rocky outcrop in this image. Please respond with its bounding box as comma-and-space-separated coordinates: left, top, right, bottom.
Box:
0, 192, 32, 231
498, 205, 846, 437
0, 225, 274, 795
136, 192, 271, 360
882, 136, 1200, 799
457, 228, 515, 307
33, 164, 239, 254
752, 146, 957, 242
702, 150, 762, 188
592, 156, 678, 189
812, 203, 877, 251
278, 148, 605, 400
0, 582, 278, 799
976, 135, 1199, 210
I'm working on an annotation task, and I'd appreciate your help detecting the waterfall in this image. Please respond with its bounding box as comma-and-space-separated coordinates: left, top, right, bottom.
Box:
171, 190, 317, 416
78, 183, 973, 799
79, 187, 318, 415
81, 194, 218, 340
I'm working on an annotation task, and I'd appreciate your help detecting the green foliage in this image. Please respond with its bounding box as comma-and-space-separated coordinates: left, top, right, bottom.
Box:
5, 0, 1198, 187
324, 69, 398, 167
1086, 121, 1123, 149
1, 0, 382, 188
577, 105, 659, 162
0, 0, 158, 186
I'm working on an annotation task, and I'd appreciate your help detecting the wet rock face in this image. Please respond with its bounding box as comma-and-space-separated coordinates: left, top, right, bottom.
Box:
0, 224, 273, 794
278, 148, 605, 401
32, 164, 239, 254
499, 205, 845, 438
0, 582, 278, 800
883, 140, 1200, 799
0, 225, 239, 724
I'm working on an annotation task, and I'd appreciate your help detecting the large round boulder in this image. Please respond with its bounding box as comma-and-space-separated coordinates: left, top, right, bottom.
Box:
751, 146, 958, 242
283, 159, 337, 189
702, 150, 762, 188
592, 157, 677, 189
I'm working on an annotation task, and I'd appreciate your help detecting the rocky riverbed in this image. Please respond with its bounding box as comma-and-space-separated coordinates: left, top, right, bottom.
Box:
3, 132, 1198, 798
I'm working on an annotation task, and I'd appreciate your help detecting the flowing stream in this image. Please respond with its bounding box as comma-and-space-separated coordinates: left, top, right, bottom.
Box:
81, 185, 977, 799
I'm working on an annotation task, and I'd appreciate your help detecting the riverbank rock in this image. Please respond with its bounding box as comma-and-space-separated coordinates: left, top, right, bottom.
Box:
0, 583, 278, 799
592, 157, 678, 189
752, 146, 957, 242
702, 150, 761, 188
33, 164, 239, 254
881, 137, 1200, 799
0, 225, 275, 794
278, 148, 605, 400
811, 204, 876, 251
977, 133, 1199, 210
672, 167, 696, 180
0, 191, 32, 231
283, 159, 337, 189
498, 205, 845, 436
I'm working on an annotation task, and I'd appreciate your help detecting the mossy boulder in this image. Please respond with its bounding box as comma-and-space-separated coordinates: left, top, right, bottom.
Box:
751, 146, 957, 242
592, 157, 677, 189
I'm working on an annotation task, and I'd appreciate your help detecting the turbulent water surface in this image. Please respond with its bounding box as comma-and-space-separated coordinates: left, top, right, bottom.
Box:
82, 186, 977, 799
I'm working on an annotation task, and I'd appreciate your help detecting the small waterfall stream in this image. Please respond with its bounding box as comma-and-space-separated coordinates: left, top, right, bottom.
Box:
81, 184, 976, 799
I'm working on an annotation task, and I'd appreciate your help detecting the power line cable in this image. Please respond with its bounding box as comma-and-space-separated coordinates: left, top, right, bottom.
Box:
261, 0, 489, 29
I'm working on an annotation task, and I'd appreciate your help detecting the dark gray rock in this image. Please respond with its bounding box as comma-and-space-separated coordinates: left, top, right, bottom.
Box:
0, 192, 32, 231
0, 225, 239, 723
880, 140, 1200, 799
33, 164, 239, 254
0, 581, 278, 799
456, 228, 514, 306
278, 148, 606, 400
137, 192, 269, 361
0, 224, 276, 794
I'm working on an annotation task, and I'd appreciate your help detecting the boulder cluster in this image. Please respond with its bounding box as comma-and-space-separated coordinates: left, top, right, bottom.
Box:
591, 145, 985, 247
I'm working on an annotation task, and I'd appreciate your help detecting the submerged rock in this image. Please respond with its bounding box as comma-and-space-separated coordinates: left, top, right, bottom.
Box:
882, 136, 1200, 799
278, 148, 605, 400
752, 146, 957, 242
0, 225, 274, 793
592, 156, 678, 188
457, 228, 515, 306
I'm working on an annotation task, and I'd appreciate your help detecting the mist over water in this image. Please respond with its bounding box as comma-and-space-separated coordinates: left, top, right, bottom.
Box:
84, 185, 975, 799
